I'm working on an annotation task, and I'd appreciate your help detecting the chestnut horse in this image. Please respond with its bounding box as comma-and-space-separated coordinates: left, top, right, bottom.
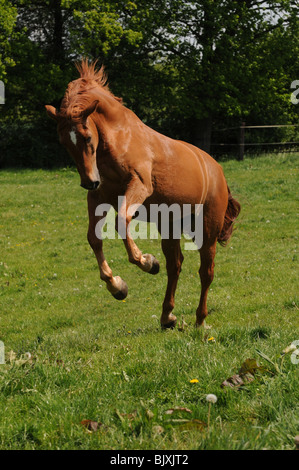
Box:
46, 60, 240, 329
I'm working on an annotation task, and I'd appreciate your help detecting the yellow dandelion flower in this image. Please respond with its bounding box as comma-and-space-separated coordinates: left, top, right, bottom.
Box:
189, 379, 199, 384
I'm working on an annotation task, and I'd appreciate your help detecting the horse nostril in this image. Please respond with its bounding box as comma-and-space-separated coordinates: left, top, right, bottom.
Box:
93, 181, 100, 190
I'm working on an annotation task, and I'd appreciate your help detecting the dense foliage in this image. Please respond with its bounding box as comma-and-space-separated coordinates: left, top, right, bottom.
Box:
0, 1, 298, 167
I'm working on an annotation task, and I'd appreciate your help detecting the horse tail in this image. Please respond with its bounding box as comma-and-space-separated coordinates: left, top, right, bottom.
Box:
218, 186, 241, 246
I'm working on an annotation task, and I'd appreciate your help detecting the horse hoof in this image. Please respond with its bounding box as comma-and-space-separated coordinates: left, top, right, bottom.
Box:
195, 318, 209, 328
161, 314, 177, 329
113, 290, 127, 300
161, 319, 177, 329
149, 259, 160, 275
141, 254, 160, 275
111, 279, 128, 300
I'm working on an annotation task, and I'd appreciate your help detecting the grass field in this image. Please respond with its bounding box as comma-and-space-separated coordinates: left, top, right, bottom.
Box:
0, 152, 298, 450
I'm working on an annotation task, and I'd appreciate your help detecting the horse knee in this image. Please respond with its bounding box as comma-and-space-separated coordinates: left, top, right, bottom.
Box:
199, 264, 214, 282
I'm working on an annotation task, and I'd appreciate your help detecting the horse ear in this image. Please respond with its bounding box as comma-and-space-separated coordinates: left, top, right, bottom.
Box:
45, 105, 59, 121
81, 100, 99, 120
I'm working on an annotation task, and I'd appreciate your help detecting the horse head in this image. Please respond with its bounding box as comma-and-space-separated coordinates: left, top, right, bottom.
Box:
45, 99, 100, 190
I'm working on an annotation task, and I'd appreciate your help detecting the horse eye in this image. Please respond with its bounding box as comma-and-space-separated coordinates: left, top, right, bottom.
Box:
86, 136, 92, 144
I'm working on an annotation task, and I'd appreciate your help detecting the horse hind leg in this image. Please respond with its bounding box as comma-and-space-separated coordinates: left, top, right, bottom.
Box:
160, 238, 184, 329
196, 240, 217, 327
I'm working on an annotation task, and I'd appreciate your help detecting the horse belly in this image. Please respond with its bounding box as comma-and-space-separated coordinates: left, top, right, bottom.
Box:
151, 148, 207, 206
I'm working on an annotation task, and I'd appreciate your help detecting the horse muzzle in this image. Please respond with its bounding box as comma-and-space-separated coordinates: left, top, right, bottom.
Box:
80, 180, 100, 191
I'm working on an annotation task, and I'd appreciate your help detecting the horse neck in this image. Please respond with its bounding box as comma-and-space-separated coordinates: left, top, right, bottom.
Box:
92, 90, 130, 156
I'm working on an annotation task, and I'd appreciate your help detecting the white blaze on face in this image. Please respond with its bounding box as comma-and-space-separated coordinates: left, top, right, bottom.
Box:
69, 128, 77, 146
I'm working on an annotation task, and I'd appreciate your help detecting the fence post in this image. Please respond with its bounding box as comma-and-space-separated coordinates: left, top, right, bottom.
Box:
239, 121, 245, 160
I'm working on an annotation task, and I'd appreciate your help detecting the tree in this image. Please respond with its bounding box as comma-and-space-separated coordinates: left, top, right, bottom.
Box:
4, 0, 143, 117
0, 0, 147, 167
0, 1, 298, 167
0, 0, 17, 79
121, 1, 299, 150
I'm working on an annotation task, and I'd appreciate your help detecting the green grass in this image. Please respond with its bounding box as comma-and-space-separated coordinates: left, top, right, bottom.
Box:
0, 153, 298, 450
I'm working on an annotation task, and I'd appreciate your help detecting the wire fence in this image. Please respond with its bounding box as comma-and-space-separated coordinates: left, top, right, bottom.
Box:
211, 123, 299, 159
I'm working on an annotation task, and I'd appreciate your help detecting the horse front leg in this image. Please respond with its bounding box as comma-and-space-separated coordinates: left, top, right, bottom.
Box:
116, 177, 160, 275
87, 191, 128, 300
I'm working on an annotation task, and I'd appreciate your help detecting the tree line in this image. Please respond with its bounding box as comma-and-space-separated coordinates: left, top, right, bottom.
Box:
0, 0, 298, 167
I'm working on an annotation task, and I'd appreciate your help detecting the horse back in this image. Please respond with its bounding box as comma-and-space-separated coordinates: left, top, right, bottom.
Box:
146, 130, 227, 207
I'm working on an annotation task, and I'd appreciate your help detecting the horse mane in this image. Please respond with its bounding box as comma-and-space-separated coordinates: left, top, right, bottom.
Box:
75, 59, 109, 90
59, 59, 122, 120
